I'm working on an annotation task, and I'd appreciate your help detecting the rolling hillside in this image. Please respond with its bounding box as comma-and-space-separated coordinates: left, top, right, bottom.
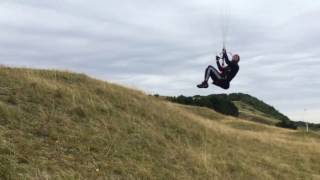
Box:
0, 67, 319, 179
167, 94, 298, 129
233, 101, 280, 125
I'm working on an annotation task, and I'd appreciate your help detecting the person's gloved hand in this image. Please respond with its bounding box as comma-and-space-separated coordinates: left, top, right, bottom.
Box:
216, 56, 220, 61
222, 48, 227, 54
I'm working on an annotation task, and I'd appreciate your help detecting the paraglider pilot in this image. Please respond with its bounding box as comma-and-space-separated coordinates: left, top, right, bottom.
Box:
197, 48, 240, 89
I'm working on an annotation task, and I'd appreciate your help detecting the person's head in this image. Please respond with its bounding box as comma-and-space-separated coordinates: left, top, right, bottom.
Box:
232, 54, 240, 63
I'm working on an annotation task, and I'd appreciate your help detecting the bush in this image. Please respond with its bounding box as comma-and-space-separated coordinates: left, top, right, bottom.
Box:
276, 120, 298, 130
168, 95, 239, 117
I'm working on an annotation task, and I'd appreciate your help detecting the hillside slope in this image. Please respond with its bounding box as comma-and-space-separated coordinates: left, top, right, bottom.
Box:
233, 101, 280, 125
167, 94, 297, 129
0, 67, 320, 179
229, 93, 299, 129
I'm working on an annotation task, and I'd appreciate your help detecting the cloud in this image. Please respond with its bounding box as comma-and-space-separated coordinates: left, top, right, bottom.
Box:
0, 0, 319, 122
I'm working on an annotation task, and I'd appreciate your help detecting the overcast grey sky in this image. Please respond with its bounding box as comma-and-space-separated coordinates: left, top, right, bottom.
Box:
0, 0, 319, 123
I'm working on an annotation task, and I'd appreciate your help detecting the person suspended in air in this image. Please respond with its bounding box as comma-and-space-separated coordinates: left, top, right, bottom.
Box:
197, 48, 240, 89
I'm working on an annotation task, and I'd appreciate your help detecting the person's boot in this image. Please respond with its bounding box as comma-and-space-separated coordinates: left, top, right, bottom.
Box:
197, 81, 208, 88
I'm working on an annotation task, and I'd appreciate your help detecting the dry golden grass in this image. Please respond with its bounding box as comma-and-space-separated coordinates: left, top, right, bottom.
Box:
0, 66, 319, 179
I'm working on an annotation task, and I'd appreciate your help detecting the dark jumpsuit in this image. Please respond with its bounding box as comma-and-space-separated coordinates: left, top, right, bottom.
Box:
204, 52, 239, 89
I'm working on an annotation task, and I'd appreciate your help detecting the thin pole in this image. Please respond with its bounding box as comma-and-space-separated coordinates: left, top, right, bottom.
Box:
304, 109, 308, 132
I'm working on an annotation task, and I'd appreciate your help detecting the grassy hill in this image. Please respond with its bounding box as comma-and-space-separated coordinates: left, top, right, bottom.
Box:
0, 66, 320, 179
167, 94, 298, 129
233, 101, 280, 125
228, 93, 290, 122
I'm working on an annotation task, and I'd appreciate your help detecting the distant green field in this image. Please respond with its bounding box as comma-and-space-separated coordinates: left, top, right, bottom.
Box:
233, 101, 280, 125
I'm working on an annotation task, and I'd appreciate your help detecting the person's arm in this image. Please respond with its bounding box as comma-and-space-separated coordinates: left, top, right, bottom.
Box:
216, 56, 223, 71
222, 48, 231, 65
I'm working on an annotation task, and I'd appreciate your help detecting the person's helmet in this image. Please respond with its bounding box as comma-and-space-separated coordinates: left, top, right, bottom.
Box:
232, 54, 240, 63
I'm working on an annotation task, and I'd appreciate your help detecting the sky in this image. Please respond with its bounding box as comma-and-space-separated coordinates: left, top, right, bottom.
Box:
0, 0, 319, 123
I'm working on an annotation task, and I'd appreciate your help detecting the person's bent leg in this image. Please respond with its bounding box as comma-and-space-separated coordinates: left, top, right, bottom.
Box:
204, 65, 215, 82
197, 66, 213, 88
207, 66, 222, 82
198, 66, 221, 88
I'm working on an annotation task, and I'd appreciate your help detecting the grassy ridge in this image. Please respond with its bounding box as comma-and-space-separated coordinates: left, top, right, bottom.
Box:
233, 101, 280, 125
229, 93, 291, 122
167, 94, 299, 129
0, 67, 319, 179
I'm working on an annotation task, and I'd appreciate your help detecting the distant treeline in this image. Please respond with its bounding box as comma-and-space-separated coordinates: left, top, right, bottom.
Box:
167, 94, 239, 117
165, 93, 304, 130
